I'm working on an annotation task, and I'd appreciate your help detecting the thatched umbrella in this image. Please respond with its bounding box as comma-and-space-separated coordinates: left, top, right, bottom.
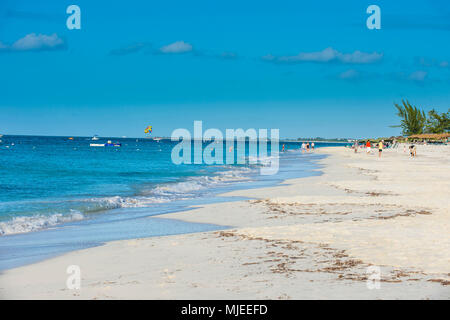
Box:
409, 133, 450, 140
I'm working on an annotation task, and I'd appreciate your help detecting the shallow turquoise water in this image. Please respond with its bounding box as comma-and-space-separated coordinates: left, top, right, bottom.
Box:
0, 135, 344, 269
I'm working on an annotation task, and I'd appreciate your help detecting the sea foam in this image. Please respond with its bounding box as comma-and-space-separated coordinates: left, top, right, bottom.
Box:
0, 211, 84, 235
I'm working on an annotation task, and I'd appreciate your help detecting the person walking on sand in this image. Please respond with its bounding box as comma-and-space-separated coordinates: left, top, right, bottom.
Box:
282, 144, 285, 152
366, 140, 371, 154
301, 142, 305, 153
378, 140, 384, 158
409, 144, 416, 157
353, 140, 358, 153
311, 142, 315, 151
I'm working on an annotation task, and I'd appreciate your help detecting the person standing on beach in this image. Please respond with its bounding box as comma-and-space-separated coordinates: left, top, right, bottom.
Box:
311, 142, 315, 151
354, 140, 358, 153
378, 140, 384, 158
366, 140, 371, 154
409, 144, 416, 157
301, 142, 305, 153
306, 142, 310, 152
282, 144, 285, 152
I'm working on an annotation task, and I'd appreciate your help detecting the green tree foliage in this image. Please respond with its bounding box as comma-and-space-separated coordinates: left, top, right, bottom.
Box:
425, 109, 450, 133
393, 100, 427, 135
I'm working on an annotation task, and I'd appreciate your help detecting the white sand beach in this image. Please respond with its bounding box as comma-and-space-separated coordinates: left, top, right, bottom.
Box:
1, 145, 449, 299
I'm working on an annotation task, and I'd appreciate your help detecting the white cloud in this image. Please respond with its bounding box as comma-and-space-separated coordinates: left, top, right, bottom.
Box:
0, 33, 65, 52
279, 47, 337, 63
339, 69, 360, 80
416, 57, 449, 69
409, 70, 428, 81
159, 41, 192, 54
261, 54, 276, 61
264, 47, 383, 65
338, 50, 383, 64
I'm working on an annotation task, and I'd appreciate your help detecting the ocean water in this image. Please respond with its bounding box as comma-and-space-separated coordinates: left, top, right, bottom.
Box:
0, 135, 346, 270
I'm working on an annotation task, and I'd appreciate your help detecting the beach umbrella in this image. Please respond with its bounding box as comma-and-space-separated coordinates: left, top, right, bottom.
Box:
409, 133, 450, 140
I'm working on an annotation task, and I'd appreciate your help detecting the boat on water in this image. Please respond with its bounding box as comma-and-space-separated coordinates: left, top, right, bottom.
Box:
91, 135, 100, 141
90, 140, 121, 147
105, 140, 121, 147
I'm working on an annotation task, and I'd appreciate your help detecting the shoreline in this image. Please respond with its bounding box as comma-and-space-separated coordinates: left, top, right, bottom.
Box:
0, 147, 324, 271
1, 146, 449, 299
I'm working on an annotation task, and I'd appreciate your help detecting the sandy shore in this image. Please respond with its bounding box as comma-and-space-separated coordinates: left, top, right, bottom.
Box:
1, 145, 449, 299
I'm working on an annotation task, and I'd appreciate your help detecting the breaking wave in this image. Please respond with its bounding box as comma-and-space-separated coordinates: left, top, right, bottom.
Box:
0, 167, 254, 236
0, 211, 84, 236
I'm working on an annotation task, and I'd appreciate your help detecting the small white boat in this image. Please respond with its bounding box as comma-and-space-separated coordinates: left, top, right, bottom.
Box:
91, 135, 99, 141
90, 140, 121, 147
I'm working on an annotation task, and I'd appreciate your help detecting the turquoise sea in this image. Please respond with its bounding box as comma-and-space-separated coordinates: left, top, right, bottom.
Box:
0, 135, 346, 270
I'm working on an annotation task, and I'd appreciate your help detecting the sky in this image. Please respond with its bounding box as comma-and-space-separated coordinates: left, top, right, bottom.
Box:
0, 0, 449, 138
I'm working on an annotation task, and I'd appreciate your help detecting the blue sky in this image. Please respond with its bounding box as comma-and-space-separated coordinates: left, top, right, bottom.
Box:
0, 0, 449, 138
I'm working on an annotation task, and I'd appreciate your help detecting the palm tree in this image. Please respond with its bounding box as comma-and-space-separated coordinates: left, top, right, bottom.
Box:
425, 109, 450, 133
392, 100, 426, 135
